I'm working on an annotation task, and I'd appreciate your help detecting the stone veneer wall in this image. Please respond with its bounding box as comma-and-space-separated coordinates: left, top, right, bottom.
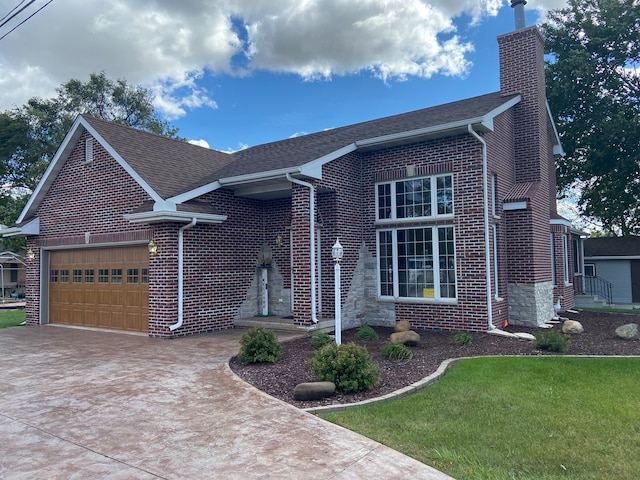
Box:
236, 261, 292, 319
341, 243, 395, 329
507, 281, 554, 327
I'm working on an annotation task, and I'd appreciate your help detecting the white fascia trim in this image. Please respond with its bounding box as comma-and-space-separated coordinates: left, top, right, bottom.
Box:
168, 181, 222, 204
219, 167, 305, 186
1, 217, 40, 237
124, 210, 227, 224
550, 218, 572, 228
354, 95, 521, 149
546, 101, 565, 157
17, 116, 164, 224
297, 144, 357, 177
503, 201, 528, 211
585, 255, 640, 261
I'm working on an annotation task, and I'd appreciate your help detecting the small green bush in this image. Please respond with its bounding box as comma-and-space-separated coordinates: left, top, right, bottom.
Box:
310, 342, 381, 393
381, 342, 414, 360
238, 327, 282, 364
533, 330, 571, 353
310, 332, 334, 349
452, 331, 472, 346
355, 324, 379, 340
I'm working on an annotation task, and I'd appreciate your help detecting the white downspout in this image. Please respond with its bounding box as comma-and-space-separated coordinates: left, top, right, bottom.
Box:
169, 217, 197, 331
468, 125, 495, 330
286, 173, 318, 323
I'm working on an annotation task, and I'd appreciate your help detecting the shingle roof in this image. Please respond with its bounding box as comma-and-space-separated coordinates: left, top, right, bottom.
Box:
585, 236, 640, 257
83, 92, 519, 198
82, 115, 235, 199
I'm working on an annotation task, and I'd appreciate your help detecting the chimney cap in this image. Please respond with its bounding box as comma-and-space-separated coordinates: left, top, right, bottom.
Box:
510, 0, 527, 6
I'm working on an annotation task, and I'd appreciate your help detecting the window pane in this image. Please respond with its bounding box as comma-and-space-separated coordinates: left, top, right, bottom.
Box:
73, 269, 83, 283
50, 270, 59, 283
397, 228, 433, 298
438, 227, 456, 298
127, 268, 139, 283
111, 268, 123, 284
99, 269, 109, 283
141, 268, 149, 284
378, 231, 393, 296
436, 175, 453, 215
396, 178, 431, 219
60, 269, 69, 283
85, 269, 95, 283
377, 183, 392, 219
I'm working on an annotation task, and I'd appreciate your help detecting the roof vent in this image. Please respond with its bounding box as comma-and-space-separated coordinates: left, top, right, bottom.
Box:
511, 0, 527, 30
85, 138, 93, 163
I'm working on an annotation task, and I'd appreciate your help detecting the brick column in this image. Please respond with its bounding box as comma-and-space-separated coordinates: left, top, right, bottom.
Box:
291, 183, 313, 326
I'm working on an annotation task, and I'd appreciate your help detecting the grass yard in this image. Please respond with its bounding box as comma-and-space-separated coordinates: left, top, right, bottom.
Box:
320, 357, 640, 480
0, 309, 26, 328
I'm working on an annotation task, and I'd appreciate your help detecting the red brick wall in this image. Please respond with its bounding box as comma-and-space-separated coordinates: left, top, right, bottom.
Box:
26, 132, 153, 326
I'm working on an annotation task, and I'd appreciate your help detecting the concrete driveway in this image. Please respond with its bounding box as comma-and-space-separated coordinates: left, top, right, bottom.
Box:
1, 325, 452, 479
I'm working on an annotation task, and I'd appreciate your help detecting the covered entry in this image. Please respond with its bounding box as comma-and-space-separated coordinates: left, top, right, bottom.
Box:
49, 245, 149, 332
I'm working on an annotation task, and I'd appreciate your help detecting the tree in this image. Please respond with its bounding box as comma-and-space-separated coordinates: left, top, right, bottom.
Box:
1, 72, 180, 192
542, 0, 640, 235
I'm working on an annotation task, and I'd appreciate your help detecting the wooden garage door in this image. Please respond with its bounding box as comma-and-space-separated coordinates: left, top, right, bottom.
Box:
49, 246, 149, 332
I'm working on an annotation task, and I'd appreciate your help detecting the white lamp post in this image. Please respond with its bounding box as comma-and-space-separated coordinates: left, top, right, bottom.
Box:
332, 238, 344, 345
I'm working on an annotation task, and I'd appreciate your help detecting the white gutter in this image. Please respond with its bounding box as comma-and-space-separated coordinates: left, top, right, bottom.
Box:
468, 125, 495, 330
286, 173, 318, 323
169, 217, 197, 332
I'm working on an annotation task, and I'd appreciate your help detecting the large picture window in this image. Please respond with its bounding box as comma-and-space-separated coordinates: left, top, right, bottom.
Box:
377, 174, 453, 221
378, 226, 456, 301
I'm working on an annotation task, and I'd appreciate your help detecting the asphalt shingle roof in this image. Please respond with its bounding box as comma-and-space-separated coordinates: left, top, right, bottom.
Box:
585, 237, 640, 257
82, 91, 519, 200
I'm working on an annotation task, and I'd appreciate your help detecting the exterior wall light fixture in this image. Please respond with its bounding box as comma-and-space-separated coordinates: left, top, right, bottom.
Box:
148, 240, 158, 256
26, 249, 35, 261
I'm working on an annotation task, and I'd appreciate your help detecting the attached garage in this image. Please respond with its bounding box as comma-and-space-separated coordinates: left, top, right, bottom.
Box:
49, 245, 149, 332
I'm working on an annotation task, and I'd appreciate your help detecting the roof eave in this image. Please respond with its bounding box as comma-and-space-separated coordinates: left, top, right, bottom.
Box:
124, 210, 227, 224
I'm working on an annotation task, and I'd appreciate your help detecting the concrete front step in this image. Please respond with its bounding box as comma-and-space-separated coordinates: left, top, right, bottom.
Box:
235, 316, 336, 333
574, 294, 608, 308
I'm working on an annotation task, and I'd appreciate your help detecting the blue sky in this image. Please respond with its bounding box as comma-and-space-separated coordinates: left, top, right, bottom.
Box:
174, 6, 542, 152
0, 1, 565, 153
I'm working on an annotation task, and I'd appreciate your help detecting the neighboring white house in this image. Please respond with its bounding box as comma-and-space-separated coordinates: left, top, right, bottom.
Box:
0, 251, 26, 302
583, 237, 640, 307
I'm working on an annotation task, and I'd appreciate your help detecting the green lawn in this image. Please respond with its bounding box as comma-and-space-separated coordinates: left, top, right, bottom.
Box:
0, 309, 26, 328
320, 357, 640, 480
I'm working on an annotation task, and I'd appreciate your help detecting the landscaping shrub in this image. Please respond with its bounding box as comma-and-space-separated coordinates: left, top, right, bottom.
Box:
533, 330, 571, 353
238, 327, 282, 364
310, 332, 334, 349
381, 342, 414, 360
310, 342, 381, 393
355, 324, 379, 340
452, 331, 472, 346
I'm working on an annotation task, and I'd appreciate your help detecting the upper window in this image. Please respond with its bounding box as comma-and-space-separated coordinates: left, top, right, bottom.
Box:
377, 174, 453, 221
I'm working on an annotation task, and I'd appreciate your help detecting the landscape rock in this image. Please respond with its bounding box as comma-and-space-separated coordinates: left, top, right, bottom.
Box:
394, 320, 411, 332
615, 323, 639, 340
390, 330, 420, 346
293, 381, 336, 401
562, 320, 584, 335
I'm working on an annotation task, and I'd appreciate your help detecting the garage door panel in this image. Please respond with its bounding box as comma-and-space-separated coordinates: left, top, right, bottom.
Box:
50, 246, 148, 332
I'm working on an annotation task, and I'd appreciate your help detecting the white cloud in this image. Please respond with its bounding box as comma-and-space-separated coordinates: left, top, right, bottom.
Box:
0, 0, 569, 116
188, 139, 211, 148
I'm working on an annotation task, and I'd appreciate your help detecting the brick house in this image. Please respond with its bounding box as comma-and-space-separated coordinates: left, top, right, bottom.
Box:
4, 11, 582, 337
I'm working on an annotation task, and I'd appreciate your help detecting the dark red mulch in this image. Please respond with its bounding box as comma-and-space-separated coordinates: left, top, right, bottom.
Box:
229, 310, 640, 409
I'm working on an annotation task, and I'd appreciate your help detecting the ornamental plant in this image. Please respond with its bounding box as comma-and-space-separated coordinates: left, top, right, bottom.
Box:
355, 324, 379, 340
310, 342, 381, 393
381, 342, 414, 360
238, 327, 282, 364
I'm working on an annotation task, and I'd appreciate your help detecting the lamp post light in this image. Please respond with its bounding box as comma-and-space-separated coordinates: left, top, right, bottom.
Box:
332, 238, 344, 345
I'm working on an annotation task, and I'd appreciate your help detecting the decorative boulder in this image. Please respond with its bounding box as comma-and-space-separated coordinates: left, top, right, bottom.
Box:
390, 330, 420, 346
615, 323, 639, 341
293, 381, 336, 401
562, 320, 584, 335
394, 320, 411, 332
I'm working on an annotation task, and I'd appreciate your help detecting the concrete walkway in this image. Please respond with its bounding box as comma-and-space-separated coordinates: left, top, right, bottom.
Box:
0, 326, 452, 479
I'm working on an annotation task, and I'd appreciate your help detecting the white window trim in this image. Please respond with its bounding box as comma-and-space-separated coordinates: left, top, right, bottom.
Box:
550, 233, 556, 286
562, 234, 570, 285
493, 224, 499, 299
375, 174, 454, 223
376, 225, 457, 303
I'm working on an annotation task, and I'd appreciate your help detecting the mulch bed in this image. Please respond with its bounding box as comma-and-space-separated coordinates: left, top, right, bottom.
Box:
229, 310, 640, 409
